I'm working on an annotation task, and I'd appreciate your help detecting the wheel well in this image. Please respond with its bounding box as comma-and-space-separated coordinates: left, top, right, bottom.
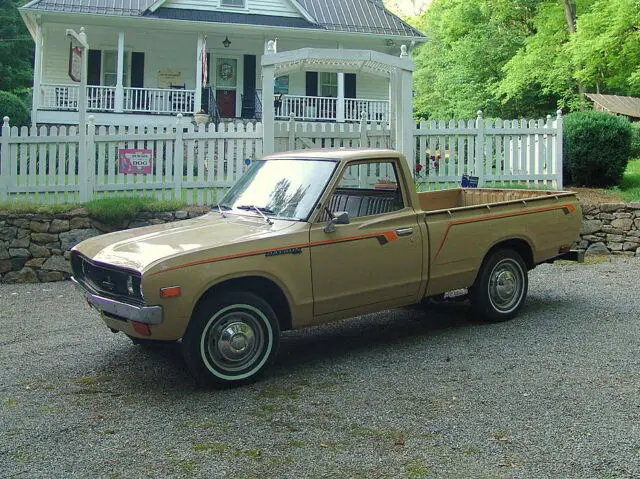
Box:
487, 239, 534, 269
195, 276, 293, 331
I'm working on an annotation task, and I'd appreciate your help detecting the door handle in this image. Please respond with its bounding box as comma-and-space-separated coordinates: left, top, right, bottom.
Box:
395, 227, 413, 237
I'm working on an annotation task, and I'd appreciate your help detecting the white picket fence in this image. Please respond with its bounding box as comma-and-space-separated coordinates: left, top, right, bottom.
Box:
0, 111, 563, 205
415, 111, 563, 190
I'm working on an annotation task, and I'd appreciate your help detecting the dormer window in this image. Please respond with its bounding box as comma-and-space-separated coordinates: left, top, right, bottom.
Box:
221, 0, 245, 7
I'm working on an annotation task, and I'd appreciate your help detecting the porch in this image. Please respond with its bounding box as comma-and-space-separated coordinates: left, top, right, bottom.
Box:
29, 22, 395, 126
37, 83, 390, 124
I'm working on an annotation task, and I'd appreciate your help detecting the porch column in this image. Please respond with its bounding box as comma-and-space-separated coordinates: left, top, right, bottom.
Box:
397, 46, 415, 171
115, 32, 125, 112
336, 72, 345, 123
261, 63, 275, 154
195, 35, 204, 115
31, 16, 43, 126
389, 69, 398, 147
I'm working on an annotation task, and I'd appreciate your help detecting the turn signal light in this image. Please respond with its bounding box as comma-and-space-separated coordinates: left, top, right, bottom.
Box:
160, 286, 182, 298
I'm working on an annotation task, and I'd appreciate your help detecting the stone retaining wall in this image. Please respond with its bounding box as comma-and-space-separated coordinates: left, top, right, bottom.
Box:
577, 203, 640, 256
0, 208, 206, 284
1, 202, 639, 284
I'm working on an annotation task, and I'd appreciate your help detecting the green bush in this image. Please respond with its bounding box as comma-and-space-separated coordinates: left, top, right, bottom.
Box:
0, 91, 29, 127
84, 197, 185, 225
563, 111, 633, 187
630, 122, 640, 159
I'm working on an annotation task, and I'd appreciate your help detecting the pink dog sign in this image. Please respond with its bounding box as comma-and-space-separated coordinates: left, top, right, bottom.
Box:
119, 149, 153, 174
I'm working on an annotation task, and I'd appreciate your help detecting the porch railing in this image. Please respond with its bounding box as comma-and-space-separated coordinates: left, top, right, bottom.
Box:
87, 86, 116, 112
123, 87, 196, 114
40, 83, 80, 111
345, 99, 389, 122
276, 95, 338, 121
39, 83, 196, 115
275, 95, 389, 122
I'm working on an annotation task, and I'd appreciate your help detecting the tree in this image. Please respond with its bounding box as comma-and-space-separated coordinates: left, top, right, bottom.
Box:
570, 0, 640, 95
411, 0, 547, 119
0, 0, 34, 92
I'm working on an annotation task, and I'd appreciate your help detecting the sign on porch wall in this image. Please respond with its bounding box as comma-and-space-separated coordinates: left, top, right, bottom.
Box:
68, 43, 82, 82
157, 69, 182, 88
119, 149, 153, 175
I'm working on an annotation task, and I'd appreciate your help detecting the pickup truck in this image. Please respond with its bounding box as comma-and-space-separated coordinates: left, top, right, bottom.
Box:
71, 149, 581, 386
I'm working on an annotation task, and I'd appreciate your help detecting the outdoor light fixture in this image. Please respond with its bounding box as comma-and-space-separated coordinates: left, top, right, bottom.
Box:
222, 36, 231, 48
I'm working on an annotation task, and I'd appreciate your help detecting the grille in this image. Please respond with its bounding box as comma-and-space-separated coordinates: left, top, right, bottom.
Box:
71, 252, 143, 304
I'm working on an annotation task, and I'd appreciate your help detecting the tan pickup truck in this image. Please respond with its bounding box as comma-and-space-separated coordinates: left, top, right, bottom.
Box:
71, 149, 581, 386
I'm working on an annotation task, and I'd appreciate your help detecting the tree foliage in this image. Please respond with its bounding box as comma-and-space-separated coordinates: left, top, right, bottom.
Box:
0, 0, 34, 92
411, 0, 640, 119
0, 90, 29, 126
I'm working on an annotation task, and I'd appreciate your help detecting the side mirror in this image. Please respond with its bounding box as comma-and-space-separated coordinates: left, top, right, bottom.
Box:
323, 211, 350, 233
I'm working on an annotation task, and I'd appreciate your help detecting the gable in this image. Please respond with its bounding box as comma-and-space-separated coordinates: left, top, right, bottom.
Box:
160, 0, 302, 17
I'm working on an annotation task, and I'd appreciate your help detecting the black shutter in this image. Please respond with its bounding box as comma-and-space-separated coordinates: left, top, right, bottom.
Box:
87, 50, 101, 85
131, 52, 144, 88
206, 53, 211, 86
345, 73, 356, 98
306, 72, 318, 96
242, 54, 256, 118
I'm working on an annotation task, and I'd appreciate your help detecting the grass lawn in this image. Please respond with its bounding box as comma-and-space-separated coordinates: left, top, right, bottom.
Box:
569, 159, 640, 204
616, 159, 640, 202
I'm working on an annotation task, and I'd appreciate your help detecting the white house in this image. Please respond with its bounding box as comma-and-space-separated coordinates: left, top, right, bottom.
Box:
18, 0, 426, 126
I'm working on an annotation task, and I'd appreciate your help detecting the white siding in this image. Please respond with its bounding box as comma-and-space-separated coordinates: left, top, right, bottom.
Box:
355, 73, 388, 100
162, 0, 301, 17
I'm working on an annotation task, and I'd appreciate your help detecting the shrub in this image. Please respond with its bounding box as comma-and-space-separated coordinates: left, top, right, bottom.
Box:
0, 91, 29, 128
563, 111, 633, 187
630, 122, 640, 159
83, 197, 185, 225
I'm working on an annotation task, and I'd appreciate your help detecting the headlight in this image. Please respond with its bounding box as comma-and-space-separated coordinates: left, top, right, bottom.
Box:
127, 275, 135, 296
126, 275, 144, 299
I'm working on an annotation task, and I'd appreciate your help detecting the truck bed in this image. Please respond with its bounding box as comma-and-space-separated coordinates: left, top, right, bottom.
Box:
417, 188, 575, 213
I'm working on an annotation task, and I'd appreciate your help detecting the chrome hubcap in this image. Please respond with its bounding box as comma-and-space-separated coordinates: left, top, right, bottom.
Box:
217, 321, 255, 362
488, 259, 523, 313
203, 308, 266, 374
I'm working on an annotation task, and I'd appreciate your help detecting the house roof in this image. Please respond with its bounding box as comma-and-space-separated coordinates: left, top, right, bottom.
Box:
20, 0, 425, 38
586, 93, 640, 119
295, 0, 423, 37
20, 0, 156, 16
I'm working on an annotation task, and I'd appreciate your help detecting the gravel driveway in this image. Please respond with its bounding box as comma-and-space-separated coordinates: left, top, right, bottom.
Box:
1, 257, 639, 479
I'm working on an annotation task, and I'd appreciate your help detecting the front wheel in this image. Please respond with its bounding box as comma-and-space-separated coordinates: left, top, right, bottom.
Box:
470, 249, 528, 322
181, 291, 280, 387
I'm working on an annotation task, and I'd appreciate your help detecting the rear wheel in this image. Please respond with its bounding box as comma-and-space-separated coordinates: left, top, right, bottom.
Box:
181, 291, 280, 387
470, 249, 528, 322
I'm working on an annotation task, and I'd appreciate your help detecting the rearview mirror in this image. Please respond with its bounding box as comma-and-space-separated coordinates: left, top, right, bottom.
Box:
324, 211, 350, 233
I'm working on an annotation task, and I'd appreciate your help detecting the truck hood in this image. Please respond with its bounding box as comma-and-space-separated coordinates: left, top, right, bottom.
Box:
73, 213, 298, 272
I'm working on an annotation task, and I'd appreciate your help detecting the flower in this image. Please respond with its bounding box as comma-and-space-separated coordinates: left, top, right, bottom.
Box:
415, 164, 424, 174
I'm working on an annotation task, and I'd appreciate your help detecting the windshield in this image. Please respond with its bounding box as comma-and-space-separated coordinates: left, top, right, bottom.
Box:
220, 159, 337, 221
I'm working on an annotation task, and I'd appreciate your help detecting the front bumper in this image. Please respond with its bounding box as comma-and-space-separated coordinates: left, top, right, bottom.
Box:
72, 277, 163, 325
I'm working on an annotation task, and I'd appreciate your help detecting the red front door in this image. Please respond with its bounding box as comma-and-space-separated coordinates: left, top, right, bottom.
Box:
216, 90, 236, 118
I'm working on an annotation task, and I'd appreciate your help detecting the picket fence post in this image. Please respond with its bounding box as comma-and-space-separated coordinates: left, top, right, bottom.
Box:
174, 114, 184, 200
85, 115, 96, 201
475, 110, 485, 187
359, 115, 368, 148
555, 109, 563, 190
0, 117, 10, 201
288, 113, 296, 150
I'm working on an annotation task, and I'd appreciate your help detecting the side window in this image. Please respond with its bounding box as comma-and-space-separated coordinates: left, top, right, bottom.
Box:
326, 161, 404, 220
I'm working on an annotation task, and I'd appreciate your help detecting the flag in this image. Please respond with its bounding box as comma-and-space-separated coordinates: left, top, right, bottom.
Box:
201, 36, 208, 86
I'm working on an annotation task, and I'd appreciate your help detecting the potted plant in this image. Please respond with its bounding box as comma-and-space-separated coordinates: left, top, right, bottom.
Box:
194, 110, 209, 125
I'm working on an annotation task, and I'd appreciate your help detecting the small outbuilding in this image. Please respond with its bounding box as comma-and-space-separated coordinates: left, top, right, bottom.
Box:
585, 93, 640, 121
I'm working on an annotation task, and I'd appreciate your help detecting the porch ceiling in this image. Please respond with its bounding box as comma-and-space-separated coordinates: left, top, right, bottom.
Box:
262, 48, 414, 78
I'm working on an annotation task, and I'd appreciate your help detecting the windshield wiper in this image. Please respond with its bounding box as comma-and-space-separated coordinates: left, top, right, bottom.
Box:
236, 205, 274, 225
214, 203, 231, 218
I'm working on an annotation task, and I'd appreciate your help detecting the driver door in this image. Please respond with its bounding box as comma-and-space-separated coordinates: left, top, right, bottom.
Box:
310, 159, 423, 318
